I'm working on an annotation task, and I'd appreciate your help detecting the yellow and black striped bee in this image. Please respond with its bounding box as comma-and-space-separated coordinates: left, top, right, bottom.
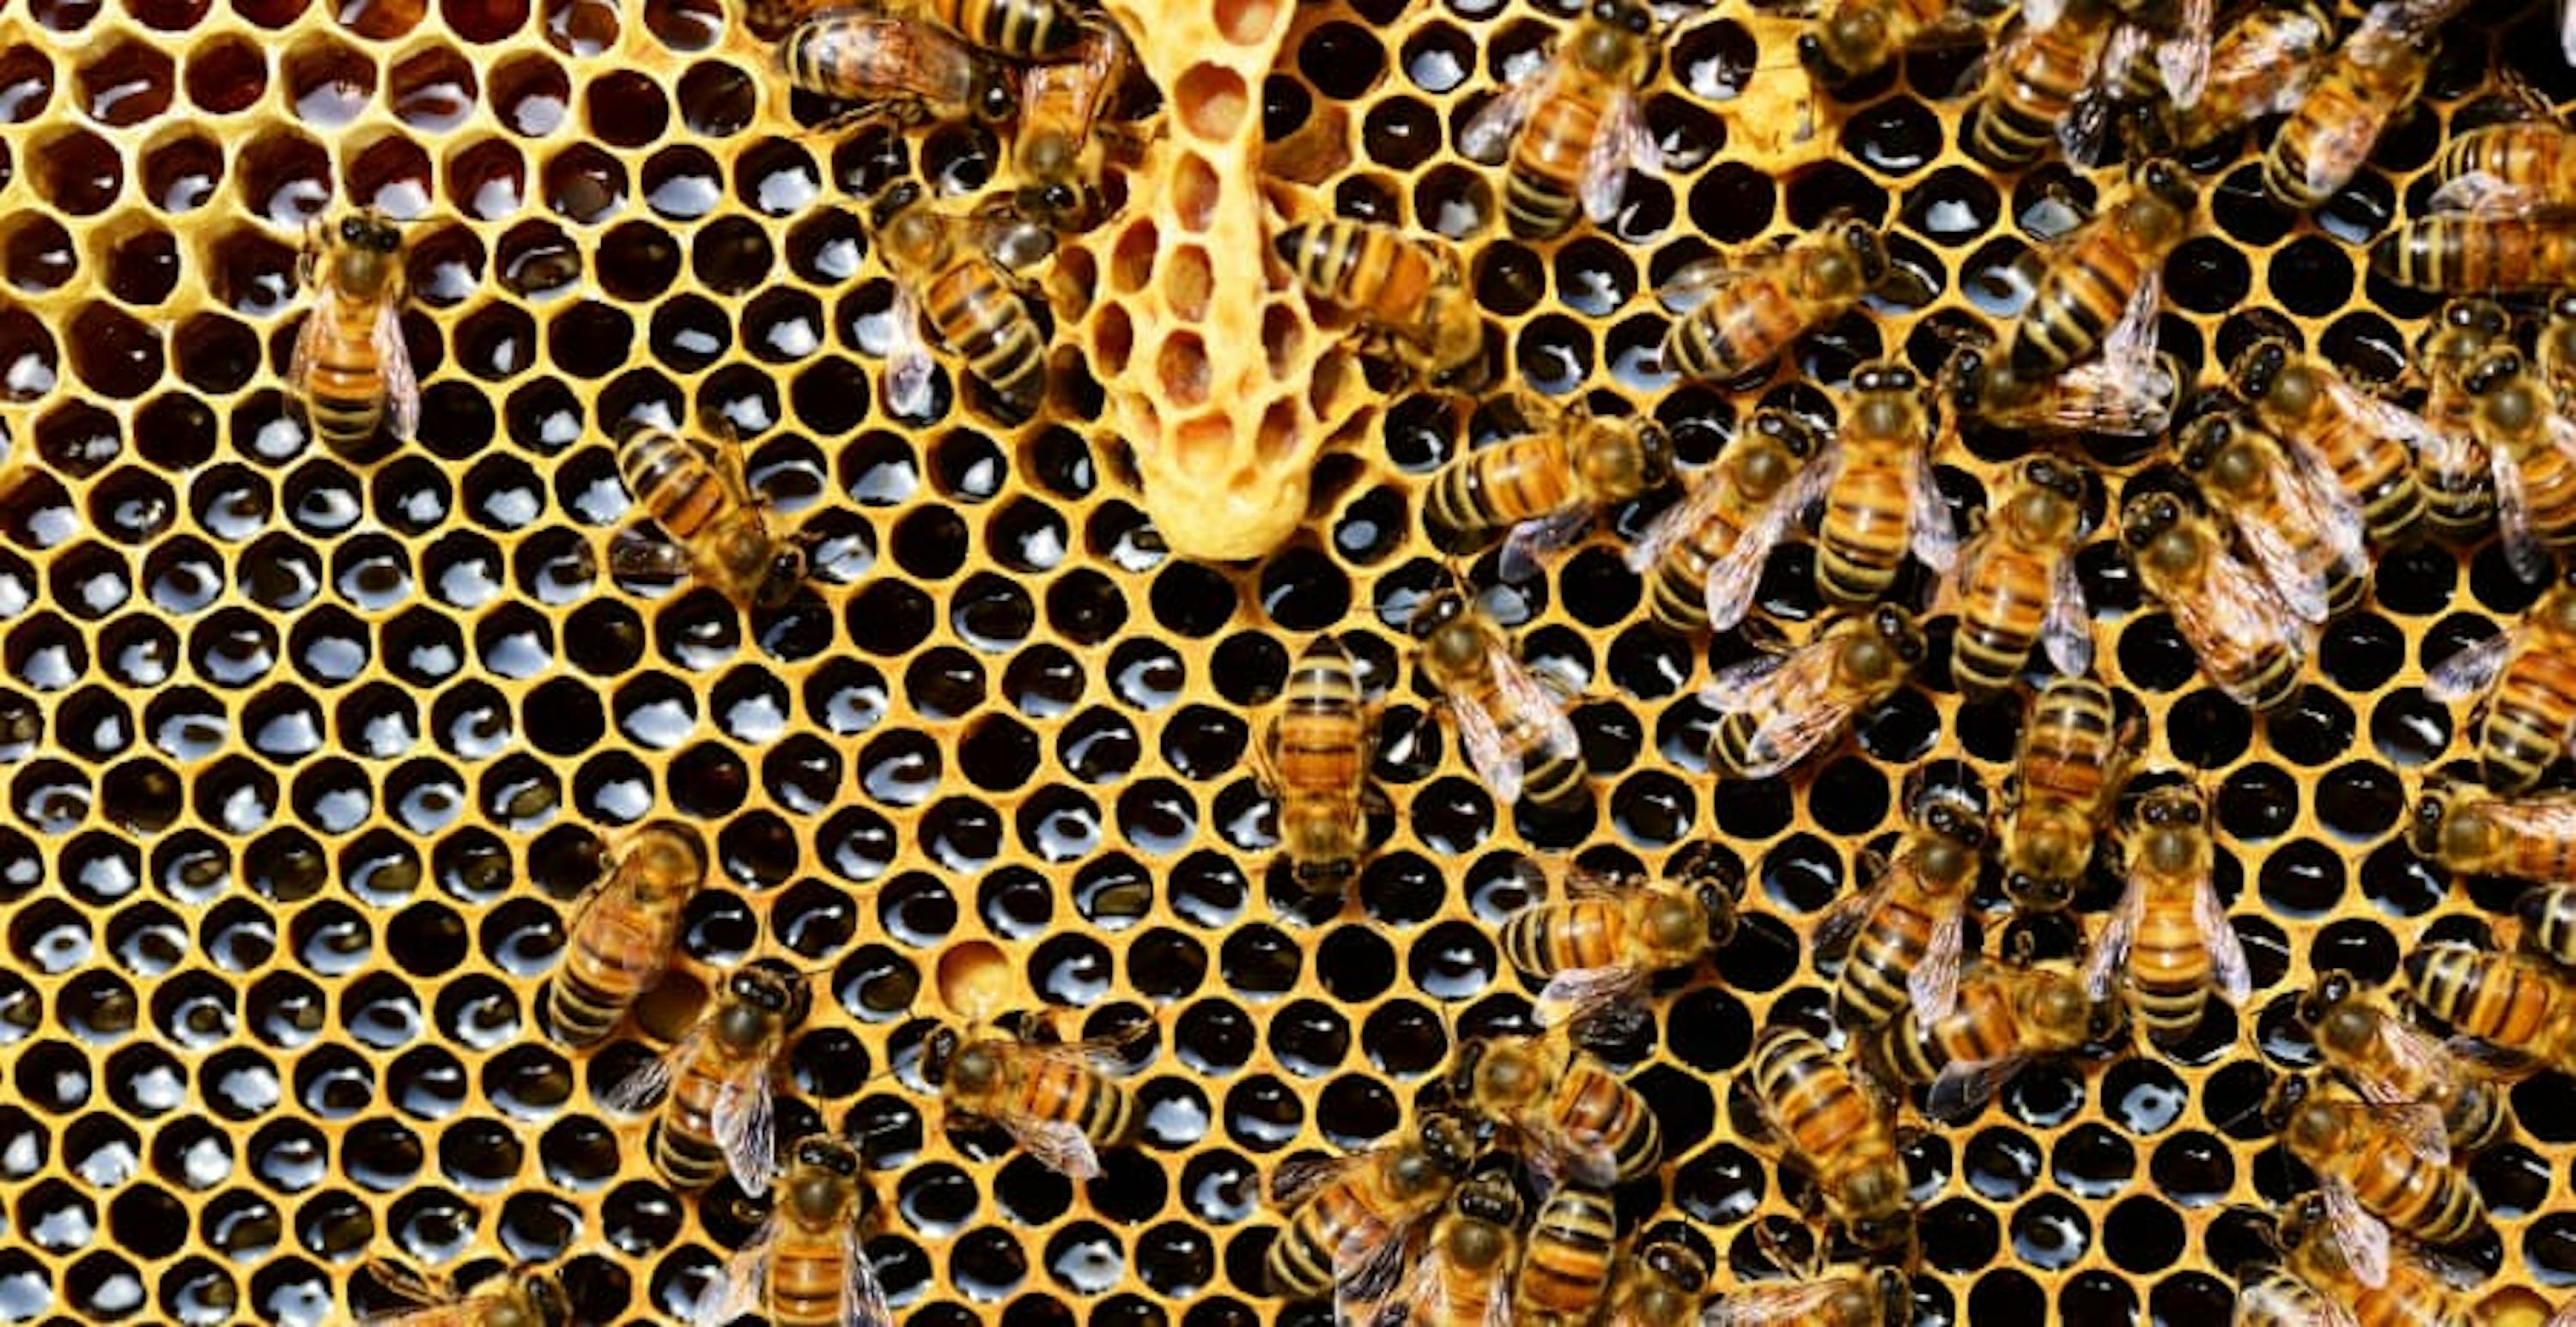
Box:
1459, 0, 1664, 240
872, 183, 1053, 422
1871, 959, 2118, 1120
1959, 0, 2134, 170
1797, 0, 1998, 90
1257, 634, 1376, 891
611, 421, 811, 610
2519, 883, 2576, 973
1625, 408, 1832, 636
1704, 606, 1927, 780
1657, 218, 1896, 387
1601, 1239, 1710, 1327
1265, 1113, 1483, 1308
2174, 408, 2366, 624
1275, 220, 1485, 382
1411, 586, 1586, 809
2298, 970, 2509, 1155
2544, 294, 2576, 409
775, 10, 1018, 125
604, 963, 811, 1195
2118, 490, 2312, 709
1512, 1183, 1619, 1325
2409, 783, 2576, 888
925, 0, 1087, 58
2406, 940, 2576, 1072
2417, 299, 2512, 546
2462, 349, 2576, 579
2085, 782, 2251, 1047
354, 1260, 571, 1327
1698, 1262, 1912, 1327
1375, 1170, 1523, 1327
1004, 18, 1139, 231
2260, 0, 2445, 210
689, 1135, 891, 1327
1815, 361, 1956, 607
2275, 1190, 2478, 1327
542, 820, 708, 1050
2230, 1264, 2348, 1327
1942, 282, 2181, 441
1503, 856, 1743, 1029
2424, 579, 2576, 793
2149, 0, 2332, 151
2002, 678, 2136, 913
1821, 782, 1987, 1031
290, 210, 419, 464
1947, 456, 2093, 693
1744, 1026, 1911, 1251
2430, 117, 2576, 213
2004, 161, 2196, 381
1427, 396, 1674, 581
1449, 1026, 1662, 1186
2373, 212, 2576, 295
920, 1019, 1140, 1179
2264, 1075, 2489, 1287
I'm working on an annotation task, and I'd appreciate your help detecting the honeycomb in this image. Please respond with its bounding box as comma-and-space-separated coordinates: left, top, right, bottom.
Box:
4, 0, 2576, 1316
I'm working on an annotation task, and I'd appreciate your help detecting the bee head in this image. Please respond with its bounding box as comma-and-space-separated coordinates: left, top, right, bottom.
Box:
1686, 859, 1743, 947
2135, 157, 2196, 216
2295, 968, 2357, 1029
1795, 28, 1857, 88
869, 182, 926, 231
1838, 218, 1890, 286
1854, 361, 1917, 395
2136, 784, 2203, 829
1740, 410, 1818, 485
2406, 784, 2461, 859
1874, 604, 1925, 660
753, 541, 811, 610
1415, 1111, 1483, 1175
2229, 338, 2294, 405
1409, 587, 1471, 642
2003, 868, 2075, 912
2020, 456, 2083, 502
2118, 490, 2192, 564
1632, 422, 1675, 488
1593, 0, 1654, 33
2259, 1074, 2311, 1130
794, 1135, 862, 1175
1917, 788, 1987, 849
1848, 1208, 1915, 1254
920, 1026, 963, 1086
1639, 1239, 1709, 1295
2446, 297, 2510, 340
1452, 1171, 1523, 1229
975, 72, 1018, 122
2172, 412, 2230, 476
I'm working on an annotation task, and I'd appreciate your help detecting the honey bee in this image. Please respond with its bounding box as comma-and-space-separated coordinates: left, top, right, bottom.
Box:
2085, 782, 2252, 1047
2409, 782, 2576, 887
1744, 1026, 1911, 1251
2428, 116, 2576, 208
2405, 940, 2576, 1070
1703, 606, 1927, 780
2544, 293, 2576, 408
1820, 782, 1987, 1031
2002, 678, 2136, 913
1376, 1172, 1524, 1327
2461, 349, 2576, 579
1459, 0, 1664, 240
2416, 299, 2511, 545
290, 210, 419, 464
2423, 580, 2576, 793
1257, 634, 1376, 891
2373, 212, 2576, 295
2172, 408, 2367, 624
604, 964, 811, 1195
2230, 1266, 2349, 1327
2149, 0, 2332, 151
2117, 490, 2312, 709
1625, 408, 1832, 636
1657, 218, 1895, 387
2297, 970, 2509, 1155
1871, 959, 2119, 1120
2276, 1191, 2478, 1327
1699, 1263, 1911, 1327
543, 820, 708, 1050
1502, 856, 1744, 1029
1449, 1027, 1662, 1186
687, 1135, 891, 1327
920, 1019, 1140, 1179
1265, 1113, 1483, 1307
2260, 0, 2439, 210
611, 422, 812, 611
1275, 220, 1485, 381
927, 0, 1085, 59
1410, 586, 1586, 809
2265, 1076, 2488, 1287
1942, 278, 2181, 440
2518, 882, 2576, 973
1814, 361, 1956, 607
1513, 1184, 1619, 1325
1601, 1239, 1710, 1327
1006, 17, 1139, 230
870, 183, 1054, 421
1796, 0, 1997, 90
2003, 161, 2196, 381
1959, 0, 2133, 169
355, 1261, 571, 1327
1947, 456, 2093, 693
1427, 396, 1675, 581
775, 11, 1018, 125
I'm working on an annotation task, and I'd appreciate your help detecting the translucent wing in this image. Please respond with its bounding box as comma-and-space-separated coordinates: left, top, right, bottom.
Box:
2041, 552, 2093, 678
1563, 866, 1645, 900
1494, 645, 1581, 762
358, 1263, 477, 1327
1004, 1115, 1103, 1179
2465, 791, 2576, 845
2324, 1177, 2394, 1289
2085, 876, 2145, 1002
2156, 0, 2214, 107
2492, 439, 2552, 584
602, 1028, 701, 1112
1698, 650, 1791, 713
884, 289, 936, 417
1500, 506, 1601, 583
2428, 170, 2552, 216
2321, 364, 2448, 459
1704, 459, 1831, 630
1626, 466, 1732, 574
690, 1214, 778, 1327
842, 1226, 894, 1327
2057, 27, 2133, 167
2425, 630, 2513, 702
2023, 0, 2066, 28
2164, 545, 2308, 708
1535, 1120, 1620, 1188
1909, 447, 1959, 572
376, 301, 420, 443
1735, 700, 1862, 780
1701, 1279, 1856, 1327
288, 307, 328, 413
1581, 90, 1659, 223
364, 1305, 485, 1327
1908, 903, 1966, 1023
1269, 1153, 1362, 1208
1332, 1223, 1418, 1327
1927, 1054, 2027, 1121
2348, 1014, 2459, 1104
1704, 643, 1857, 779
1536, 965, 1649, 1028
2195, 870, 2251, 1006
1812, 875, 1891, 960
1461, 59, 1556, 161
1654, 253, 1763, 312
712, 1068, 781, 1196
1450, 685, 1527, 807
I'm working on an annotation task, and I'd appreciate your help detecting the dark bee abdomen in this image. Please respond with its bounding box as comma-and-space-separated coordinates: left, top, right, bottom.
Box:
1665, 282, 1801, 383
1753, 1032, 1890, 1180
936, 0, 1074, 58
1553, 1069, 1660, 1181
2485, 652, 2576, 793
1021, 1059, 1133, 1145
543, 928, 661, 1048
1503, 899, 1620, 977
306, 308, 388, 455
2445, 1081, 2508, 1154
1514, 1186, 1615, 1317
1428, 438, 1574, 539
1818, 462, 1911, 606
1267, 1186, 1377, 1296
2263, 76, 2369, 209
924, 263, 1046, 415
2129, 890, 2214, 1043
619, 434, 726, 542
1835, 906, 1929, 1030
1505, 96, 1600, 240
2354, 1145, 2483, 1245
2373, 216, 2576, 294
2010, 237, 2142, 378
2409, 948, 2555, 1050
1966, 23, 2093, 167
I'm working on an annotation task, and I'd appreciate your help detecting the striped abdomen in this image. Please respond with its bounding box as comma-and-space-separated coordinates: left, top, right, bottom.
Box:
654, 1051, 742, 1190
1818, 456, 1912, 606
2376, 216, 2576, 294
1506, 92, 1603, 240
1013, 1056, 1133, 1146
780, 16, 982, 108
2343, 1136, 2484, 1245
933, 0, 1076, 58
1664, 281, 1804, 383
1504, 898, 1624, 977
1461, 673, 1585, 807
2286, 408, 2424, 548
1428, 435, 1578, 539
2129, 875, 2216, 1044
2010, 231, 2153, 378
544, 910, 669, 1048
1514, 1186, 1616, 1319
1647, 496, 1753, 635
2408, 947, 2559, 1052
1835, 895, 1938, 1030
2020, 680, 2118, 807
1273, 646, 1365, 795
1967, 19, 2099, 167
2263, 56, 2415, 209
2502, 422, 2576, 553
1880, 977, 2017, 1083
2485, 649, 2576, 792
305, 297, 388, 451
2432, 121, 2576, 194
619, 431, 726, 542
1279, 222, 1437, 327
923, 259, 1046, 415
1547, 1063, 1660, 1181
1268, 1182, 1404, 1296
1753, 1031, 1899, 1194
769, 1226, 854, 1327
1952, 543, 2052, 692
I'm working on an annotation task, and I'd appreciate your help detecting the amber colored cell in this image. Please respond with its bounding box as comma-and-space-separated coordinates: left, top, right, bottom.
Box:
1164, 245, 1212, 322
345, 135, 434, 216
1173, 153, 1221, 233
182, 35, 265, 115
331, 0, 425, 39
229, 0, 307, 26
446, 137, 529, 222
1212, 0, 1278, 44
203, 226, 298, 316
280, 35, 374, 129
29, 0, 104, 33
33, 128, 125, 216
0, 309, 55, 403
123, 0, 210, 27
76, 40, 173, 128
1109, 221, 1156, 295
387, 46, 476, 133
541, 0, 617, 56
489, 52, 568, 137
441, 0, 528, 41
3, 215, 77, 296
1174, 63, 1249, 140
234, 129, 329, 226
675, 61, 755, 137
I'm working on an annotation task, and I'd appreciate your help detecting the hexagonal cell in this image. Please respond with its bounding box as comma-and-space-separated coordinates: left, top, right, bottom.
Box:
279, 33, 374, 129
75, 38, 172, 127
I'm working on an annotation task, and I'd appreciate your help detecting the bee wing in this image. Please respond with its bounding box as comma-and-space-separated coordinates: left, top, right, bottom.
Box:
1908, 902, 1966, 1023
2057, 27, 2135, 167
1653, 254, 1759, 313
1269, 1153, 1361, 1208
689, 1213, 780, 1327
1628, 466, 1732, 574
2427, 170, 2554, 216
2355, 1014, 2461, 1104
2155, 0, 2215, 107
1701, 1280, 1856, 1327
1004, 1115, 1103, 1179
2195, 869, 2252, 1006
2322, 368, 2447, 459
1704, 460, 1830, 631
1449, 685, 1528, 807
1563, 865, 1647, 900
289, 305, 327, 413
1812, 876, 1891, 960
2167, 547, 2309, 707
2085, 874, 2145, 1002
2023, 0, 2066, 29
2424, 630, 2513, 702
2042, 552, 2093, 679
842, 1224, 894, 1327
1698, 650, 1791, 713
884, 289, 936, 417
1580, 89, 1659, 223
1460, 59, 1554, 161
2323, 1177, 2395, 1290
374, 301, 420, 443
601, 1026, 702, 1112
2464, 790, 2576, 843
357, 1263, 477, 1327
1499, 506, 1601, 583
1927, 1054, 2027, 1122
1536, 965, 1649, 1028
363, 1306, 488, 1327
2489, 440, 2554, 585
711, 1064, 782, 1196
1909, 447, 1959, 572
1496, 644, 1581, 763
1332, 1223, 1419, 1326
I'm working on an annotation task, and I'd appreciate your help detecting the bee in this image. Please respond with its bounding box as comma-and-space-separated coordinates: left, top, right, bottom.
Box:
2429, 115, 2576, 205
1743, 1026, 1911, 1251
1703, 605, 1928, 780
2518, 882, 2576, 972
775, 11, 1018, 125
604, 964, 811, 1195
290, 209, 419, 464
1625, 408, 1832, 636
2173, 408, 2367, 624
1449, 1027, 1662, 1186
2001, 678, 2136, 913
920, 1020, 1139, 1179
2416, 299, 2512, 545
2423, 580, 2576, 793
2003, 161, 2196, 381
1265, 1114, 1483, 1307
1601, 1239, 1710, 1327
355, 1261, 571, 1327
1426, 396, 1675, 581
1257, 634, 1376, 892
2544, 293, 2576, 408
1374, 1171, 1523, 1327
2150, 0, 2333, 151
1699, 1263, 1911, 1327
1797, 0, 1997, 90
1512, 1184, 1618, 1325
1006, 18, 1139, 230
2297, 971, 2509, 1155
2230, 1266, 2350, 1327
1657, 217, 1895, 387
2405, 941, 2576, 1070
2118, 490, 2312, 709
1820, 782, 1987, 1031
1959, 0, 2130, 169
1814, 361, 1956, 607
2265, 1076, 2488, 1287
1942, 279, 2181, 440
1502, 857, 1744, 1029
1410, 586, 1585, 809
1275, 220, 1484, 381
2461, 349, 2576, 580
542, 820, 708, 1050
2277, 1191, 2478, 1327
870, 183, 1054, 421
2085, 782, 2252, 1047
611, 422, 811, 610
2261, 0, 2438, 210
688, 1135, 891, 1327
921, 0, 1084, 59
2372, 212, 2576, 295
1871, 959, 2119, 1120
1947, 456, 2093, 693
2408, 783, 2576, 888
1459, 0, 1664, 240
